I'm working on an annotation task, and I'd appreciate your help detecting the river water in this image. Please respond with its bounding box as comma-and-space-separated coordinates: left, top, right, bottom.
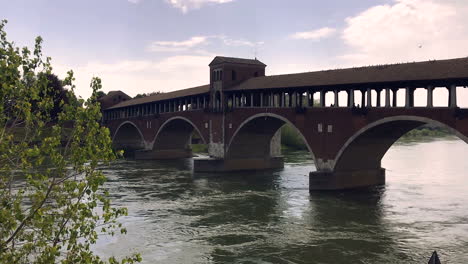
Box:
95, 138, 468, 263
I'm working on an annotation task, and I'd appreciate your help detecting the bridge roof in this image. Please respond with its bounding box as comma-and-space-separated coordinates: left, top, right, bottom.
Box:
107, 84, 210, 110
226, 57, 468, 92
209, 56, 266, 67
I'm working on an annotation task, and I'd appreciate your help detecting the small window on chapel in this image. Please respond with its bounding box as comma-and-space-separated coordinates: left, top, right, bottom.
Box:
213, 69, 223, 81
232, 70, 237, 81
254, 72, 259, 77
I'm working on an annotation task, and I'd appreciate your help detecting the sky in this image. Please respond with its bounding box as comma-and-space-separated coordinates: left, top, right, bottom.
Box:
2, 0, 468, 106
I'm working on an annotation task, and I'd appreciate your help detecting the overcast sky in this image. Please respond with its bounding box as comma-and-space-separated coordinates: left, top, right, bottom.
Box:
2, 0, 468, 105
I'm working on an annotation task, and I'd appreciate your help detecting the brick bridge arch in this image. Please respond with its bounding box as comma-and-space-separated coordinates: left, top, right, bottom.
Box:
107, 111, 210, 160
310, 113, 468, 190
145, 116, 207, 159
334, 115, 468, 172
152, 116, 207, 147
112, 121, 146, 154
226, 112, 316, 161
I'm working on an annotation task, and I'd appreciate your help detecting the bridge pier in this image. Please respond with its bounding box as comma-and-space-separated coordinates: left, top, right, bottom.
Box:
309, 168, 386, 191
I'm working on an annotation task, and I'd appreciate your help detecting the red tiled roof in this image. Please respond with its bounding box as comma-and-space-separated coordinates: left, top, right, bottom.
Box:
209, 56, 266, 67
106, 56, 468, 110
226, 57, 468, 91
107, 84, 209, 109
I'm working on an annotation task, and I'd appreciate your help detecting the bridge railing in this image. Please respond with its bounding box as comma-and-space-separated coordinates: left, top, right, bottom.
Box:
223, 85, 466, 110
103, 84, 467, 121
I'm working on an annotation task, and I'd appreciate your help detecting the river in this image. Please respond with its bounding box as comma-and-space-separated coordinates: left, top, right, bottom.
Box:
95, 138, 468, 263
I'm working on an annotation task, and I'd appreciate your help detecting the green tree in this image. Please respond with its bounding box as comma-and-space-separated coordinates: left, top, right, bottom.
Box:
134, 91, 162, 99
34, 73, 69, 121
96, 91, 106, 99
0, 20, 141, 263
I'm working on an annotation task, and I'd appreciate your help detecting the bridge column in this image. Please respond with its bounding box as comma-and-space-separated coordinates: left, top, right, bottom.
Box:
392, 88, 398, 107
366, 88, 372, 107
320, 90, 326, 107
361, 90, 366, 107
334, 90, 339, 107
405, 87, 411, 108
376, 89, 382, 107
448, 84, 457, 108
427, 85, 434, 107
385, 88, 391, 107
348, 89, 354, 107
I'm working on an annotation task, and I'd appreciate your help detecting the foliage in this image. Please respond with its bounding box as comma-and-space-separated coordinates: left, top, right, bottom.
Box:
96, 91, 106, 99
191, 144, 208, 153
281, 124, 307, 150
400, 126, 452, 140
0, 20, 141, 263
134, 91, 162, 99
34, 73, 70, 121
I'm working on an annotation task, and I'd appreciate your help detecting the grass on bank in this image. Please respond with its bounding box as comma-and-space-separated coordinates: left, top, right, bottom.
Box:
191, 144, 208, 153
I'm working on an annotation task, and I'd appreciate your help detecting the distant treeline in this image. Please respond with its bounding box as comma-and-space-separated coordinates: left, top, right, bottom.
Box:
400, 125, 452, 139
281, 124, 309, 150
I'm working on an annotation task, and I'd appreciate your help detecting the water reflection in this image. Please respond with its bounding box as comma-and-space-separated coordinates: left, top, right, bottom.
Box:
96, 139, 468, 263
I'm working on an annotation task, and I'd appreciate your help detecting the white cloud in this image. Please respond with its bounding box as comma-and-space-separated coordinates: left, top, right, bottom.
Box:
341, 0, 468, 65
147, 35, 262, 52
339, 0, 468, 107
147, 36, 208, 52
127, 0, 141, 3
166, 0, 234, 13
291, 27, 336, 40
219, 35, 264, 47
